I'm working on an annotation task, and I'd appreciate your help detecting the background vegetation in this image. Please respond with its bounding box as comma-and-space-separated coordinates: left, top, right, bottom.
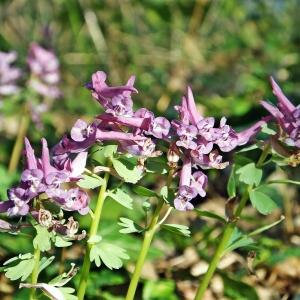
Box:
0, 1, 299, 299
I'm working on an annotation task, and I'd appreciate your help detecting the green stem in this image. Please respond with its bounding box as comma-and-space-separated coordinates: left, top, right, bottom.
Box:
194, 142, 271, 300
77, 170, 110, 300
30, 247, 41, 300
125, 199, 164, 300
125, 168, 175, 300
8, 112, 30, 173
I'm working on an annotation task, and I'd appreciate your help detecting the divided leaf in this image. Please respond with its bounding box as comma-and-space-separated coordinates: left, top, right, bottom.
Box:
90, 242, 129, 269
249, 188, 279, 215
133, 186, 157, 197
236, 163, 262, 186
107, 189, 133, 209
77, 174, 104, 189
118, 217, 144, 234
161, 224, 191, 237
112, 157, 143, 183
4, 255, 34, 281
33, 225, 52, 252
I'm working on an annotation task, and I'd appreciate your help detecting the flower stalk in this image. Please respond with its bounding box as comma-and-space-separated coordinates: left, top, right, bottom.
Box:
29, 246, 41, 300
77, 169, 110, 300
194, 143, 270, 300
8, 111, 30, 173
125, 199, 164, 300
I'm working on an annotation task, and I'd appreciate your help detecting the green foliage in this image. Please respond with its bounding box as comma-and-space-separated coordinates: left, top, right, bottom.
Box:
133, 186, 158, 197
107, 188, 133, 209
195, 209, 226, 223
143, 280, 178, 300
3, 253, 34, 281
33, 225, 52, 252
77, 174, 104, 189
161, 224, 190, 237
39, 256, 55, 274
90, 242, 129, 269
236, 163, 262, 186
112, 157, 143, 183
227, 165, 236, 197
118, 217, 144, 234
249, 186, 280, 215
222, 274, 259, 300
54, 236, 72, 248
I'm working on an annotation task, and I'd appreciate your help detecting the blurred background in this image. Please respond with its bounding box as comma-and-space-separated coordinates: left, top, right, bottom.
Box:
0, 0, 300, 299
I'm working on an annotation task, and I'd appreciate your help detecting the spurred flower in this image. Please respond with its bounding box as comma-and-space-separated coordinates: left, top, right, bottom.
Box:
27, 43, 61, 99
171, 86, 265, 210
0, 51, 22, 98
1, 138, 89, 216
261, 77, 300, 148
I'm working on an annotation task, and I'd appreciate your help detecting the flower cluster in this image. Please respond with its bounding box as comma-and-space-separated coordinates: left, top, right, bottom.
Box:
0, 138, 89, 217
0, 51, 22, 99
261, 77, 300, 148
170, 87, 265, 210
52, 71, 170, 167
27, 43, 61, 99
52, 71, 265, 212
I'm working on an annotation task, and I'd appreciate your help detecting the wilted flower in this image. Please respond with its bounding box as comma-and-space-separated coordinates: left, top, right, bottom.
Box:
261, 77, 300, 148
0, 51, 22, 98
27, 43, 61, 99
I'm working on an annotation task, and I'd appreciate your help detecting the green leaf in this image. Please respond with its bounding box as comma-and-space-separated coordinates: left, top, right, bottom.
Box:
224, 228, 255, 254
90, 244, 102, 267
4, 256, 35, 281
222, 274, 259, 300
88, 234, 102, 245
249, 188, 279, 215
236, 163, 262, 186
33, 225, 52, 252
91, 144, 118, 165
111, 157, 143, 183
236, 144, 259, 153
161, 224, 190, 237
59, 287, 77, 300
227, 165, 236, 197
107, 189, 133, 209
195, 209, 226, 223
77, 174, 104, 189
248, 215, 285, 237
90, 242, 129, 269
39, 256, 55, 274
54, 236, 72, 248
133, 186, 157, 197
146, 157, 168, 174
118, 217, 144, 234
143, 280, 178, 300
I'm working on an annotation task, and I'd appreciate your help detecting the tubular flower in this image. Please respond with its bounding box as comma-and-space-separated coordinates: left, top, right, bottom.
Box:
0, 51, 22, 98
261, 77, 300, 148
27, 43, 61, 99
171, 86, 265, 210
0, 138, 89, 216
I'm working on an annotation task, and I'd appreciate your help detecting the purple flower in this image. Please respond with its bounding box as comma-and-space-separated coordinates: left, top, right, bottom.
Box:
27, 43, 61, 99
174, 186, 197, 211
0, 51, 22, 97
171, 86, 265, 210
87, 71, 137, 116
261, 77, 300, 148
3, 138, 89, 216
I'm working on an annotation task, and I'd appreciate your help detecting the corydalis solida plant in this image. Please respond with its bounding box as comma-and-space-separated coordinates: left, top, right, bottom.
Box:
0, 69, 294, 300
